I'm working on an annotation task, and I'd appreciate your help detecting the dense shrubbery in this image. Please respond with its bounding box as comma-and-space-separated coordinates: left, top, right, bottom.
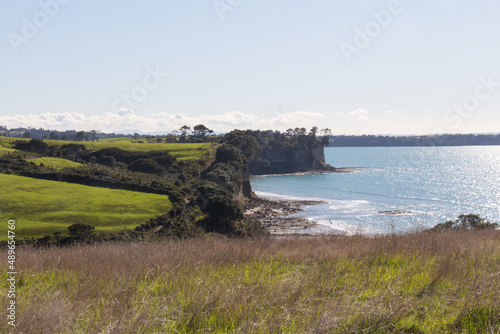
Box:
429, 214, 499, 231
224, 129, 332, 175
128, 158, 165, 175
1, 138, 267, 243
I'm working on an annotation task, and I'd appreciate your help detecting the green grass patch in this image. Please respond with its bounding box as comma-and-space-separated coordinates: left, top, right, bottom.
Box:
0, 137, 215, 160
0, 174, 172, 240
2, 233, 499, 333
0, 146, 15, 156
28, 157, 83, 169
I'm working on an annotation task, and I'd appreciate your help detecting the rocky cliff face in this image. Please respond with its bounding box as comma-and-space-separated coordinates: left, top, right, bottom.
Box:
248, 143, 333, 175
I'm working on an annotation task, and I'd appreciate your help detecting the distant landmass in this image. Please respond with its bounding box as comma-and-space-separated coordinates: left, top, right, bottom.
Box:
328, 134, 500, 147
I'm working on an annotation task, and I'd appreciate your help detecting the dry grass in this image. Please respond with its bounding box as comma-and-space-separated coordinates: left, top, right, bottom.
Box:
1, 230, 499, 333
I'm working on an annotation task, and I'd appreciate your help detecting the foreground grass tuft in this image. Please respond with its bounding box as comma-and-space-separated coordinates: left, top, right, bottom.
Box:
1, 230, 499, 333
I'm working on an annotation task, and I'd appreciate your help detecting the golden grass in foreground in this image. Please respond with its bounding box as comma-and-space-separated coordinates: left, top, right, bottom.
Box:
1, 231, 499, 333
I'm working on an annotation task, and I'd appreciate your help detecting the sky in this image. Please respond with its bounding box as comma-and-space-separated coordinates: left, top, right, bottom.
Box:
1, 0, 499, 135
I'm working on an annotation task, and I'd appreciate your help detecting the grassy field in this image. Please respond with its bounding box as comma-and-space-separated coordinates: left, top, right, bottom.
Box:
1, 231, 498, 333
28, 157, 82, 169
0, 137, 214, 160
0, 146, 15, 156
0, 174, 172, 240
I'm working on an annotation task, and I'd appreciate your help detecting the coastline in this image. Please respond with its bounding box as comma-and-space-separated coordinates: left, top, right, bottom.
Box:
250, 167, 369, 177
244, 197, 341, 236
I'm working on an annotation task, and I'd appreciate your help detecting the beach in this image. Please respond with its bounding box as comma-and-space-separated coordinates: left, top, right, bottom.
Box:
244, 197, 329, 235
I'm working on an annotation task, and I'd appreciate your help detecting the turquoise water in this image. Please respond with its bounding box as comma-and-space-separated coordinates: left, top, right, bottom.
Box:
250, 146, 500, 235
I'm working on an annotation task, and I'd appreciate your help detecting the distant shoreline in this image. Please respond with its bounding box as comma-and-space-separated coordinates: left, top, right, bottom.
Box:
250, 167, 370, 177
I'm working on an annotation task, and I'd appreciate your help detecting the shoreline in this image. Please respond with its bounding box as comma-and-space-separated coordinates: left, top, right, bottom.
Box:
244, 197, 341, 236
250, 167, 370, 177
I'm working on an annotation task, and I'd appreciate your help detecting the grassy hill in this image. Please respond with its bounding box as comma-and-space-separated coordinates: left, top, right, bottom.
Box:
0, 174, 172, 240
2, 231, 498, 333
29, 157, 83, 169
0, 137, 215, 160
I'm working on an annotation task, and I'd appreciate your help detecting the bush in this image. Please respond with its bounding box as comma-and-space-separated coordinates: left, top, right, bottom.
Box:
14, 139, 49, 154
68, 223, 95, 237
97, 155, 116, 167
128, 159, 165, 174
429, 214, 499, 231
215, 144, 246, 166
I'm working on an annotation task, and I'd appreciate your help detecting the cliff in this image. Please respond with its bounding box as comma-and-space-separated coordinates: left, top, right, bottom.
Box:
248, 142, 333, 175
223, 130, 334, 176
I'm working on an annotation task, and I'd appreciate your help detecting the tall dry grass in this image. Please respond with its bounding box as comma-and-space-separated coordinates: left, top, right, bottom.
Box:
1, 230, 499, 333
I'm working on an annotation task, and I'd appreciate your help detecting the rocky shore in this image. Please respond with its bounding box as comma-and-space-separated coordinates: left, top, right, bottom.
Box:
244, 198, 328, 235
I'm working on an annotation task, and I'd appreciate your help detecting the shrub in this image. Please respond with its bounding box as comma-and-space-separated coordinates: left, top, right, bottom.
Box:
68, 223, 95, 237
128, 159, 165, 174
429, 214, 499, 231
97, 155, 116, 167
14, 139, 49, 154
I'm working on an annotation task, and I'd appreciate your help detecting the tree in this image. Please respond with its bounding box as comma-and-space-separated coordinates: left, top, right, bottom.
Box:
430, 214, 499, 231
75, 131, 86, 141
224, 130, 261, 160
89, 130, 100, 142
179, 125, 190, 141
49, 132, 59, 140
133, 133, 140, 143
23, 132, 31, 138
309, 126, 318, 138
165, 134, 176, 143
321, 128, 332, 137
192, 124, 212, 141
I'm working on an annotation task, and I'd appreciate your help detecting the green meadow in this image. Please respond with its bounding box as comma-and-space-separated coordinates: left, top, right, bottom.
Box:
0, 146, 15, 156
0, 137, 214, 160
1, 232, 498, 333
29, 157, 83, 169
0, 174, 172, 240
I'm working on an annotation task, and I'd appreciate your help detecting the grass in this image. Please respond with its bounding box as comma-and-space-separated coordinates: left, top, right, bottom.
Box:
0, 146, 15, 156
0, 137, 215, 160
1, 231, 498, 333
28, 157, 82, 169
0, 174, 172, 240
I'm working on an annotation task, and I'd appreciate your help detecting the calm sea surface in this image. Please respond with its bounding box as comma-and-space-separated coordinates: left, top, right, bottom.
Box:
250, 146, 500, 235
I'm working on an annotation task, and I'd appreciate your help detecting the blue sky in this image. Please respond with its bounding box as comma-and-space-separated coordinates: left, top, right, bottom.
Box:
1, 0, 499, 135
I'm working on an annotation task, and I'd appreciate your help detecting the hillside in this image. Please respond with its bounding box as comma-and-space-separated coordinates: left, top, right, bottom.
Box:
2, 231, 498, 333
0, 174, 172, 240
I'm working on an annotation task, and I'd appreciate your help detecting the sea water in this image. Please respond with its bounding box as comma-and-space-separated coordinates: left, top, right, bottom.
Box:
250, 146, 500, 235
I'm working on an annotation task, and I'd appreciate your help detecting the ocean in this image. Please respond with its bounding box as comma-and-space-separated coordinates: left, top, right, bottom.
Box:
250, 146, 500, 235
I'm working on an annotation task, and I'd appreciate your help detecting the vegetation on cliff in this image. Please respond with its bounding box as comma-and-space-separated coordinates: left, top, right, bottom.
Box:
0, 135, 267, 244
224, 128, 333, 175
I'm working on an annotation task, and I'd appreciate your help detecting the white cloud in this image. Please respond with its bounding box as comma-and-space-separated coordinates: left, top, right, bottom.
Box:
349, 109, 370, 121
0, 110, 325, 134
349, 109, 369, 116
385, 110, 396, 113
335, 112, 343, 116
